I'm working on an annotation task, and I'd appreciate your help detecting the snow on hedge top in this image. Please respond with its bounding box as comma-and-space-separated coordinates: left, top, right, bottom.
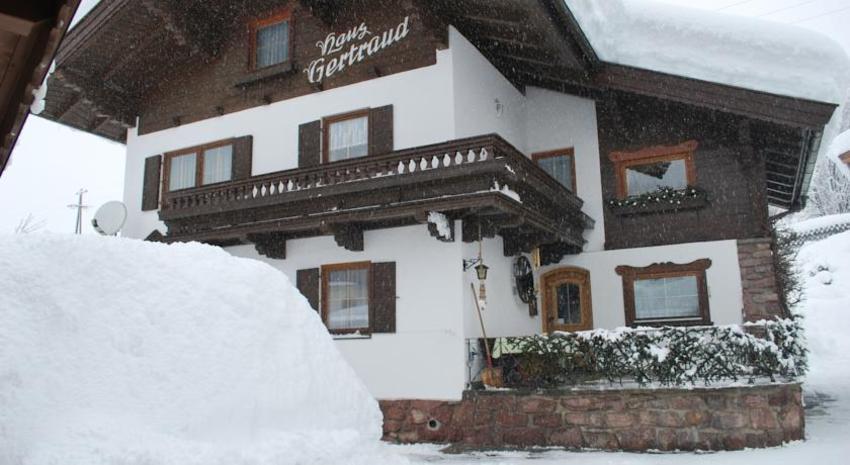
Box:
567, 0, 850, 104
0, 235, 384, 465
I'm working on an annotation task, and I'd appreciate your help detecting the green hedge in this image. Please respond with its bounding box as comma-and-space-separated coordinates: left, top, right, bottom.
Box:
492, 319, 807, 388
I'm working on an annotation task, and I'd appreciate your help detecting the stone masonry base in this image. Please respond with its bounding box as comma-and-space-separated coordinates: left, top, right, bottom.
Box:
380, 383, 803, 451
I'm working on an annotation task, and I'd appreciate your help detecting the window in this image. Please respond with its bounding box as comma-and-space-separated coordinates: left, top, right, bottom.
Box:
616, 259, 712, 326
541, 267, 593, 333
533, 148, 576, 192
609, 140, 698, 198
321, 262, 371, 333
250, 10, 292, 69
165, 140, 234, 192
323, 110, 370, 163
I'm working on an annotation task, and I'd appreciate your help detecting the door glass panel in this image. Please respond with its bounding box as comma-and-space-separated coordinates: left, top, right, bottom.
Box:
555, 282, 582, 325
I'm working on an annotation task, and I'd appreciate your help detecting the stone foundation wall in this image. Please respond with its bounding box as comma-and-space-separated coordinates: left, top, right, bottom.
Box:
380, 383, 803, 451
738, 238, 785, 321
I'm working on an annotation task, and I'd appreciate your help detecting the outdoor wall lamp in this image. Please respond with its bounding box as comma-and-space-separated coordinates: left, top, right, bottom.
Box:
462, 258, 489, 280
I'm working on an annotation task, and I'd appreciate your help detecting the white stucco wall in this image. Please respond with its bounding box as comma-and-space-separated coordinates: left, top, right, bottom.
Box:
228, 223, 468, 401
464, 238, 745, 340
450, 28, 527, 152
525, 88, 606, 252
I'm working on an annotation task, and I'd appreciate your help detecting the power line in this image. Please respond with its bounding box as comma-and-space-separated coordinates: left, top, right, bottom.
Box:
755, 0, 817, 18
790, 4, 850, 23
714, 0, 758, 12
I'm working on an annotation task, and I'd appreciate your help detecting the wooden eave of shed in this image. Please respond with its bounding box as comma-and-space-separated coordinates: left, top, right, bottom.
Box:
0, 0, 81, 177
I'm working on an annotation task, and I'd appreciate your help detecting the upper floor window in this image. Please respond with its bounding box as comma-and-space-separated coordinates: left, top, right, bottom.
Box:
609, 140, 698, 198
250, 10, 292, 69
165, 141, 233, 192
323, 110, 370, 163
533, 148, 576, 192
616, 259, 712, 327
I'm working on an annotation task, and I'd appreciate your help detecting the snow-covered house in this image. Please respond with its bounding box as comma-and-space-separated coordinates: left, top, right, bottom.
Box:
39, 0, 846, 451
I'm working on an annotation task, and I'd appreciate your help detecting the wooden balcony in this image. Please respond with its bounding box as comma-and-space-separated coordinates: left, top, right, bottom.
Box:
159, 134, 594, 263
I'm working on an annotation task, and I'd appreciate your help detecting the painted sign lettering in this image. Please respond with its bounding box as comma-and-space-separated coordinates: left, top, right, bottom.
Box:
305, 16, 410, 84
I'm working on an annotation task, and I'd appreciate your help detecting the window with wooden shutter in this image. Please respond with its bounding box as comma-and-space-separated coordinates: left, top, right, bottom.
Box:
232, 136, 253, 180
616, 259, 712, 327
304, 261, 397, 335
370, 262, 396, 333
368, 105, 394, 156
298, 120, 321, 168
142, 155, 162, 211
296, 268, 320, 313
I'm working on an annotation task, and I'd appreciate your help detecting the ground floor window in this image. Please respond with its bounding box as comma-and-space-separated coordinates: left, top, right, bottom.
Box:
297, 261, 396, 336
321, 262, 371, 333
540, 267, 593, 333
616, 259, 712, 326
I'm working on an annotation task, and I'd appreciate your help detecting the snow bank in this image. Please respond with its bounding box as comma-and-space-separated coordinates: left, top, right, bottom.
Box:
567, 0, 850, 103
796, 230, 850, 384
0, 235, 396, 465
791, 212, 850, 235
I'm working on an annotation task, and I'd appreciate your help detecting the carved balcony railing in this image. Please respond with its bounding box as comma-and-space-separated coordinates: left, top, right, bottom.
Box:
159, 134, 594, 262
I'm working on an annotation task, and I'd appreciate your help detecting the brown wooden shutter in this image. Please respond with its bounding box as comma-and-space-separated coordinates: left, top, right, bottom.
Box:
232, 136, 253, 180
298, 120, 321, 168
370, 262, 396, 333
296, 268, 320, 313
141, 155, 162, 211
368, 105, 393, 156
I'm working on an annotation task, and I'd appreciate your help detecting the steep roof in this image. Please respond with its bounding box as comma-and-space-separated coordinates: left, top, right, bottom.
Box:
568, 0, 850, 105
0, 0, 81, 177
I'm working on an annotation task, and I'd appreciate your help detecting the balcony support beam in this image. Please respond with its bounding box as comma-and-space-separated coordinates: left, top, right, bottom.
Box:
324, 223, 364, 252
249, 232, 287, 259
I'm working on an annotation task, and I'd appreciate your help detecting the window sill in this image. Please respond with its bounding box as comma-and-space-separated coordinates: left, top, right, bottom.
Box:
332, 333, 372, 340
631, 319, 713, 328
607, 189, 709, 217
235, 61, 296, 88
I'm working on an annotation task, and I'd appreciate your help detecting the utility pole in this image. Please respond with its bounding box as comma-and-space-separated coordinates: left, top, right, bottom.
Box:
67, 188, 89, 234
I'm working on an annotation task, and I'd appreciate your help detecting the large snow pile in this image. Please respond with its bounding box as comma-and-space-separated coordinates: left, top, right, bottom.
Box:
567, 0, 850, 104
0, 235, 397, 465
796, 230, 850, 383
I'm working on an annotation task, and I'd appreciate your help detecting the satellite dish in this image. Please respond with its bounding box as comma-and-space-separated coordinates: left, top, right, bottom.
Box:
92, 201, 127, 236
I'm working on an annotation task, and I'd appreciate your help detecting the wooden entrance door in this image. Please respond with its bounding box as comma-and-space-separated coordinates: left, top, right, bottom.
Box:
541, 267, 593, 333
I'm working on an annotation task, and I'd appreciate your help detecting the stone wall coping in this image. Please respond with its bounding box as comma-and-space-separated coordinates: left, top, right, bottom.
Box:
737, 237, 774, 245
462, 381, 801, 398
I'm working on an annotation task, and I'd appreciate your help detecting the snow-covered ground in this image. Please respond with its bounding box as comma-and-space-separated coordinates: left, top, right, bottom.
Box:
1, 229, 848, 465
0, 235, 390, 465
395, 230, 850, 464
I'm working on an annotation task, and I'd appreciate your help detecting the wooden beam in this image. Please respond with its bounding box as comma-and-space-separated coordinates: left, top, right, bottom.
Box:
0, 12, 36, 35
248, 232, 287, 259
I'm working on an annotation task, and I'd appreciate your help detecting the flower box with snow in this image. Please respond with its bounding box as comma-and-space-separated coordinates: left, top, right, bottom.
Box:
606, 186, 709, 216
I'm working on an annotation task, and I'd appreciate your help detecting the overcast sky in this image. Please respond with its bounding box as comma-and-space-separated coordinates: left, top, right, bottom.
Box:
1, 0, 848, 235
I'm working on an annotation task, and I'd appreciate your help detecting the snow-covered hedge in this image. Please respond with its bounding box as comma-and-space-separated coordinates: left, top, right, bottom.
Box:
495, 319, 806, 388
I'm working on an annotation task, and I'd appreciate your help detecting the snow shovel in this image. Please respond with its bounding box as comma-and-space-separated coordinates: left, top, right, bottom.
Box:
471, 283, 503, 388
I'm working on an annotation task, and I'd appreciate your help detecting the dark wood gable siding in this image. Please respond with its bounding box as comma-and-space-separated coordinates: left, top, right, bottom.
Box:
137, 0, 446, 136
597, 92, 771, 250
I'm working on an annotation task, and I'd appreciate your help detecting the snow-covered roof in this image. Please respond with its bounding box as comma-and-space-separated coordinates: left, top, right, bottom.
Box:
567, 0, 850, 104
